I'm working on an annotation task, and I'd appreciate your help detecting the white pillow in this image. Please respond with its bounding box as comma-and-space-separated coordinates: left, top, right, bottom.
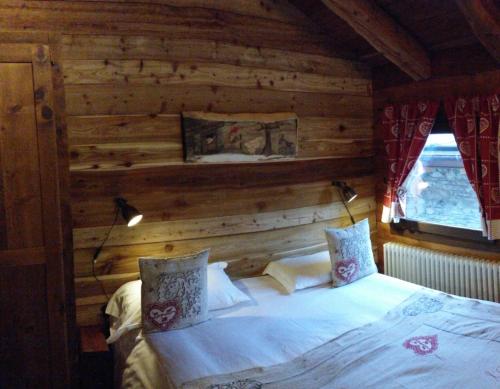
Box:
262, 251, 332, 293
105, 261, 249, 341
105, 279, 142, 343
207, 261, 250, 311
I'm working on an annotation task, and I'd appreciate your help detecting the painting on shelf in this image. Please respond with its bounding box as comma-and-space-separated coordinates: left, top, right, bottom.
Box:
182, 112, 298, 163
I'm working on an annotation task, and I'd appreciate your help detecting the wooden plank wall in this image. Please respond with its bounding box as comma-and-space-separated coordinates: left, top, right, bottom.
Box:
373, 67, 500, 263
0, 0, 375, 325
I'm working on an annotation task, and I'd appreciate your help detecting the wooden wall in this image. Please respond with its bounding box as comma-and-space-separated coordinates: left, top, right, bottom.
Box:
373, 63, 500, 264
0, 1, 375, 326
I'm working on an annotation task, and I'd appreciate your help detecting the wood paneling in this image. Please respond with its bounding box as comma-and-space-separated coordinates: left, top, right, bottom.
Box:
0, 0, 340, 56
63, 60, 371, 96
65, 84, 372, 117
61, 24, 374, 323
0, 44, 74, 388
74, 197, 376, 250
0, 0, 375, 326
67, 114, 373, 170
71, 175, 375, 229
61, 35, 369, 77
0, 63, 43, 249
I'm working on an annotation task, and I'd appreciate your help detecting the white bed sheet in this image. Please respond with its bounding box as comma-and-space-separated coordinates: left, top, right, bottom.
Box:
114, 273, 421, 388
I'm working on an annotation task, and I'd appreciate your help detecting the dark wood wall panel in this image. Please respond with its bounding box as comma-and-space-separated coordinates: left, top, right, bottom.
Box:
0, 265, 50, 389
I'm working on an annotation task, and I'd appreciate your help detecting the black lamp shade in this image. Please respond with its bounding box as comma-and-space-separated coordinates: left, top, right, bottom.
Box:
332, 181, 358, 203
115, 197, 143, 227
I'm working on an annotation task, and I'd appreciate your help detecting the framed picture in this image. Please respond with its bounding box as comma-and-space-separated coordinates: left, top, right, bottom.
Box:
182, 112, 298, 163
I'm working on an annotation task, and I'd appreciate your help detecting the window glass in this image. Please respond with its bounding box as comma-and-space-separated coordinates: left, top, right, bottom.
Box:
403, 133, 482, 230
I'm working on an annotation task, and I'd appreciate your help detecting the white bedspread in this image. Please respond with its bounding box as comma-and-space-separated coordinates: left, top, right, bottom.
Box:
115, 273, 422, 388
184, 289, 500, 389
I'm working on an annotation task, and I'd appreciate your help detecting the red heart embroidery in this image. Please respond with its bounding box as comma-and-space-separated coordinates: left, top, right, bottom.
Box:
147, 300, 180, 330
403, 335, 438, 356
335, 259, 359, 282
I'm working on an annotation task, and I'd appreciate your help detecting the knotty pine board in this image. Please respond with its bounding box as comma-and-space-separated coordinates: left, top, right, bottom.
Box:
66, 84, 372, 117
61, 35, 369, 78
63, 60, 371, 96
74, 196, 376, 250
71, 175, 375, 229
0, 0, 339, 56
68, 114, 373, 171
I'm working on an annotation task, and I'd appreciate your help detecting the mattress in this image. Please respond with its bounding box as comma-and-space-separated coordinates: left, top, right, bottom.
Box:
113, 273, 421, 388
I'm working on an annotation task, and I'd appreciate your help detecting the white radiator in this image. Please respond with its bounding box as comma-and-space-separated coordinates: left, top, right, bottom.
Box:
384, 243, 500, 303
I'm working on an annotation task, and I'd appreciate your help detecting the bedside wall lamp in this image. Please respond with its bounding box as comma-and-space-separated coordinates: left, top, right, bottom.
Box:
332, 181, 357, 225
115, 197, 143, 227
93, 197, 143, 262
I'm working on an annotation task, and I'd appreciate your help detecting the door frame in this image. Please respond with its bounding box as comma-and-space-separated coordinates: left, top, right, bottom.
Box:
0, 38, 75, 388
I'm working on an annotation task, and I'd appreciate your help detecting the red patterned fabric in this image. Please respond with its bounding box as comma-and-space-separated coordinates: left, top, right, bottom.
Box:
445, 94, 500, 240
381, 101, 439, 223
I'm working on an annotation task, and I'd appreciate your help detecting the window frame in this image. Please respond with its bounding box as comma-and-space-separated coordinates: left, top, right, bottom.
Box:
392, 105, 499, 246
390, 219, 499, 251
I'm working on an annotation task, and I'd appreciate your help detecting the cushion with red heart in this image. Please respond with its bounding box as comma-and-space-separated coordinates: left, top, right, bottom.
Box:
325, 218, 377, 287
139, 250, 209, 334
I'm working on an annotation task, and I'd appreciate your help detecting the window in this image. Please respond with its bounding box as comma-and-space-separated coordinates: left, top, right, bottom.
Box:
401, 133, 482, 231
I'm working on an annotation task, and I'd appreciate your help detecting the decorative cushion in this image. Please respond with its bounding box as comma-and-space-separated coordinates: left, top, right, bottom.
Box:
325, 219, 377, 287
139, 250, 209, 333
208, 262, 251, 310
263, 251, 332, 293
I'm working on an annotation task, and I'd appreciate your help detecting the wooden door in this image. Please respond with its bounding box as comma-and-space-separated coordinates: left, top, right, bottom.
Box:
0, 45, 72, 388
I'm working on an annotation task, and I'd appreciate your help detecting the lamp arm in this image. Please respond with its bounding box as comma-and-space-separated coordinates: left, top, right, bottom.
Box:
337, 187, 356, 225
91, 205, 120, 300
93, 205, 120, 263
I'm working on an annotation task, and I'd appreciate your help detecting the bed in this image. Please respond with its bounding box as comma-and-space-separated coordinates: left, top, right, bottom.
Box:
107, 272, 500, 388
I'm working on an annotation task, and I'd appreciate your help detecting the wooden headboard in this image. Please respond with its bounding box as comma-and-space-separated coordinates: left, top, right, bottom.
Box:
73, 166, 377, 325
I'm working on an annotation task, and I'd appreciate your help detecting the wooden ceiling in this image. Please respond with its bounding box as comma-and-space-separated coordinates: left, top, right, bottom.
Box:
290, 0, 499, 83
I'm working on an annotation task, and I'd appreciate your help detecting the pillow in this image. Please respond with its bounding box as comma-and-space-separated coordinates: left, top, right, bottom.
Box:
262, 251, 332, 293
139, 250, 209, 333
105, 260, 249, 342
105, 279, 142, 342
325, 218, 377, 287
208, 261, 250, 310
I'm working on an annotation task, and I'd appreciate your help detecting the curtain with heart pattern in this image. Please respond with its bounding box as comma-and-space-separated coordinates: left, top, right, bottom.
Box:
445, 93, 500, 240
381, 101, 440, 224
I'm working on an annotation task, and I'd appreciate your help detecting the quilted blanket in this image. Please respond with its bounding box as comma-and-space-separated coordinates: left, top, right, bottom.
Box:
182, 290, 500, 389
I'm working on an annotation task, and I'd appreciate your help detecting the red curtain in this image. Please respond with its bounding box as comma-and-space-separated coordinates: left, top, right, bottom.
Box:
381, 101, 439, 223
445, 94, 500, 240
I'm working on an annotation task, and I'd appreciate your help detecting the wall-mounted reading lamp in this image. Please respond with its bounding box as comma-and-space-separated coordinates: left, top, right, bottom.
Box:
93, 197, 143, 262
332, 181, 358, 225
115, 197, 143, 227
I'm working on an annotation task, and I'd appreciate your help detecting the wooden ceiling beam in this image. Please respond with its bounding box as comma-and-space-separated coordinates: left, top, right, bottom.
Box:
455, 0, 500, 63
321, 0, 431, 80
